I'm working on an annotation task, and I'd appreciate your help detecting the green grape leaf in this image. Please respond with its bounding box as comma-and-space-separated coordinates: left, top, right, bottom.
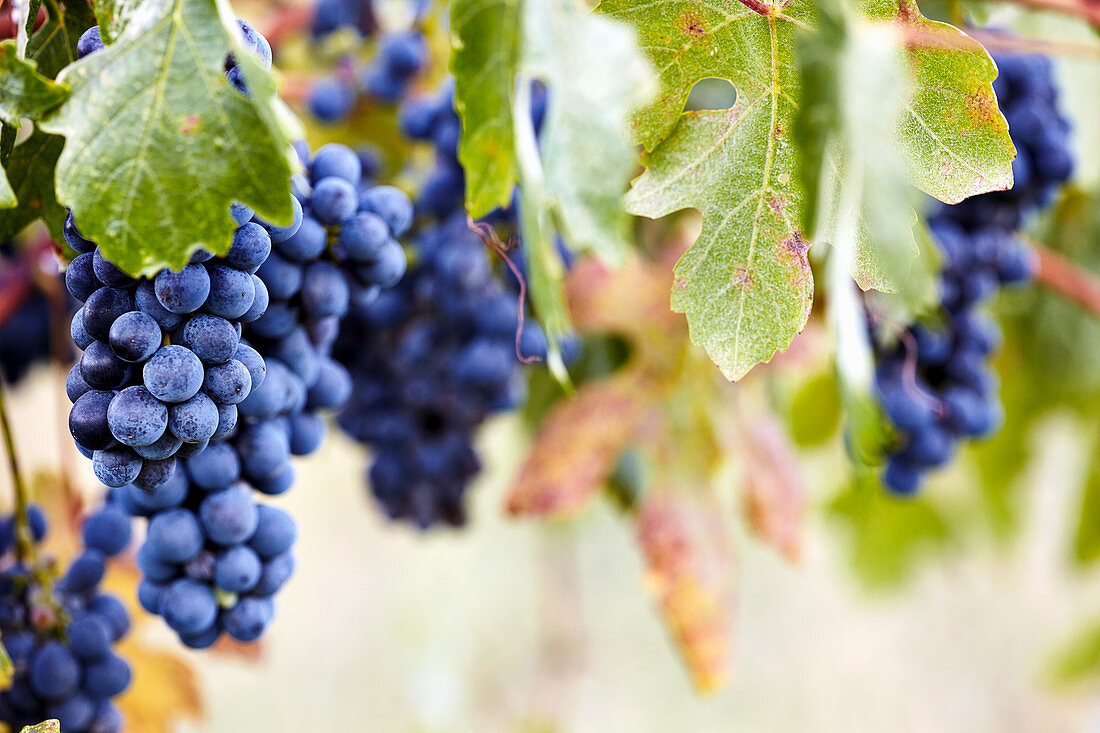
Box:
38, 0, 297, 276
0, 128, 66, 240
603, 0, 815, 380
795, 0, 936, 310
0, 165, 14, 208
0, 40, 70, 124
604, 0, 1010, 379
451, 0, 653, 368
450, 0, 520, 217
858, 0, 1015, 204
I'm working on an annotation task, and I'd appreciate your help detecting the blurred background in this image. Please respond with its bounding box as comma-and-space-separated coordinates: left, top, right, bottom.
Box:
5, 358, 1100, 732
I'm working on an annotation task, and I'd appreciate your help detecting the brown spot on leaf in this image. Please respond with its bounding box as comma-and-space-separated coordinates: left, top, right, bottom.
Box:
676, 9, 707, 38
731, 265, 753, 289
777, 232, 811, 287
965, 88, 1005, 128
767, 193, 788, 218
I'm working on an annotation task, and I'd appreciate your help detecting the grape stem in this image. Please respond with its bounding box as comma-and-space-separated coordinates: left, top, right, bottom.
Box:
466, 217, 542, 365
0, 374, 37, 566
1033, 244, 1100, 317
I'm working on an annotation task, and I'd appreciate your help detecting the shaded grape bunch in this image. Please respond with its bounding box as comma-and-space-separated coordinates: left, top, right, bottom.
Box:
115, 142, 409, 644
0, 505, 133, 733
872, 48, 1073, 495
333, 212, 548, 528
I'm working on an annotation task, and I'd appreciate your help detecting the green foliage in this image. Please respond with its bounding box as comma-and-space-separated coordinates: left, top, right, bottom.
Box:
828, 472, 953, 589
858, 0, 1015, 203
0, 40, 70, 124
1047, 618, 1100, 687
0, 166, 14, 208
605, 0, 814, 381
450, 0, 652, 358
796, 0, 936, 311
604, 0, 1013, 380
37, 0, 299, 276
0, 129, 66, 241
450, 0, 520, 217
785, 370, 842, 449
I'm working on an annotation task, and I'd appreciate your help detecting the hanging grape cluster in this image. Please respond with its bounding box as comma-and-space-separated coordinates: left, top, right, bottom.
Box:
872, 49, 1074, 495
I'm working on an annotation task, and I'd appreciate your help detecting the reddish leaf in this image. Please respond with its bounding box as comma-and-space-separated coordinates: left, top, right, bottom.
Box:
507, 374, 649, 518
740, 415, 805, 562
636, 492, 734, 693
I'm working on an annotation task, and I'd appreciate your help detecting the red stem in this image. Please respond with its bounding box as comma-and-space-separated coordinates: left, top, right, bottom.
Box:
1034, 244, 1100, 317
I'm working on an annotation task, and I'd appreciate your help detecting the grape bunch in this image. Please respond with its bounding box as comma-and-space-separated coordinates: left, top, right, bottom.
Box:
872, 49, 1074, 495
0, 505, 133, 732
62, 204, 283, 490
64, 20, 285, 490
112, 143, 411, 644
333, 211, 549, 528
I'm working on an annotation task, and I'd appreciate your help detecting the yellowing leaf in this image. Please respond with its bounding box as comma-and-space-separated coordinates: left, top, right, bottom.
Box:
115, 640, 204, 733
636, 491, 734, 693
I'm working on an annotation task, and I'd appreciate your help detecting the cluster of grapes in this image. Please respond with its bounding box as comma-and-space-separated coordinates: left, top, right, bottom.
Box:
333, 214, 543, 527
306, 0, 428, 123
0, 505, 133, 732
64, 21, 285, 491
329, 81, 556, 528
111, 142, 413, 644
872, 50, 1074, 495
0, 242, 57, 385
62, 204, 280, 490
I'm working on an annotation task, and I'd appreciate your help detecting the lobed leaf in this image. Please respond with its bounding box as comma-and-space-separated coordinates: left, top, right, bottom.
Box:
860, 0, 1015, 203
0, 129, 65, 240
38, 0, 296, 276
